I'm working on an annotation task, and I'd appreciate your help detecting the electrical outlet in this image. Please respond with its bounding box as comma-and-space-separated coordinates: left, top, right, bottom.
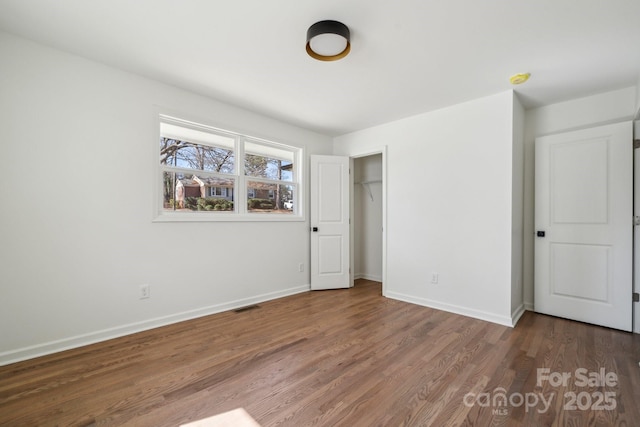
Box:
298, 263, 304, 272
431, 273, 439, 284
140, 284, 150, 299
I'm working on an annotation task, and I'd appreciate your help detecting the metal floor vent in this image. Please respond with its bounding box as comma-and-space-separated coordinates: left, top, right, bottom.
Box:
234, 304, 260, 313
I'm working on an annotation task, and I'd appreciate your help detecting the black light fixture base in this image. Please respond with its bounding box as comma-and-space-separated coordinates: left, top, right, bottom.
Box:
306, 20, 351, 61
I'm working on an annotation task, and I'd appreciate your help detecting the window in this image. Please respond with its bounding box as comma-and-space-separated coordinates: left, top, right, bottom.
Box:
157, 115, 301, 221
209, 187, 229, 198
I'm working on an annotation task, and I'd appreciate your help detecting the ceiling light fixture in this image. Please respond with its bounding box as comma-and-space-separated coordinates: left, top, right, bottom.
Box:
306, 20, 351, 61
509, 73, 531, 85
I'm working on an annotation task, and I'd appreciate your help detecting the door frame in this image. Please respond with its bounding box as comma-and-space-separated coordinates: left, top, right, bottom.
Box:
348, 146, 388, 296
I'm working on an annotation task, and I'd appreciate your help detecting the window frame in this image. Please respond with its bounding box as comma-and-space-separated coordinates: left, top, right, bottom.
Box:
155, 114, 304, 222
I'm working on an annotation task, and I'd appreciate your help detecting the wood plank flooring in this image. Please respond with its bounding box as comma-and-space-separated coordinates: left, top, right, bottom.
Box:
1, 279, 639, 426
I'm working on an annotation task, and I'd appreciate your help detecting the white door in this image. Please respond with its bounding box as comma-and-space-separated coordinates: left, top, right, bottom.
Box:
535, 121, 632, 331
310, 155, 350, 290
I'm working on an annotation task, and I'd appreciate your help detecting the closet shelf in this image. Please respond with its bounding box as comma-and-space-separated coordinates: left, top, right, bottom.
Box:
356, 179, 382, 202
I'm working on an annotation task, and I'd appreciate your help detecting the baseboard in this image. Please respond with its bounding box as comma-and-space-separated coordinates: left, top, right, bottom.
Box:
524, 301, 534, 311
0, 285, 310, 366
511, 304, 526, 327
385, 291, 515, 327
354, 273, 383, 282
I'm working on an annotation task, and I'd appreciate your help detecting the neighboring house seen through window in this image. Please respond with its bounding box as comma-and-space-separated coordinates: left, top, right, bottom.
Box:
158, 115, 301, 220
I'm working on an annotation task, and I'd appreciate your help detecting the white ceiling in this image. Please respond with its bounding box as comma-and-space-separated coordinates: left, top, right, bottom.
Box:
1, 0, 639, 136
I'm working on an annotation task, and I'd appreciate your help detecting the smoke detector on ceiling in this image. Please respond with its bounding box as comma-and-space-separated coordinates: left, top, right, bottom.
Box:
509, 73, 531, 85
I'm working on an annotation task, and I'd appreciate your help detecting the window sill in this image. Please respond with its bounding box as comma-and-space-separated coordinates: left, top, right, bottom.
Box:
153, 212, 305, 222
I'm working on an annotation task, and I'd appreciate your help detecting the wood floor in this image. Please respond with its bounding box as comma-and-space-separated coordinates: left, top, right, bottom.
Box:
1, 280, 639, 426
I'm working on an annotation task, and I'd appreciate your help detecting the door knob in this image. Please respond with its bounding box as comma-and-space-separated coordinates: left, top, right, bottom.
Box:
537, 231, 545, 237
312, 227, 318, 232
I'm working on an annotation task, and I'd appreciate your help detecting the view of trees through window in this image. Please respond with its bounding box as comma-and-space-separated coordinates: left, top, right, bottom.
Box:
159, 117, 299, 217
161, 138, 234, 172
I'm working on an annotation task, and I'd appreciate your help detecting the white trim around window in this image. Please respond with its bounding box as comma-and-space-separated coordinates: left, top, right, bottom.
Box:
154, 113, 304, 222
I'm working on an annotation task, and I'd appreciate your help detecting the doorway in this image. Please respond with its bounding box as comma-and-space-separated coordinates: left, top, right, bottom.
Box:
352, 153, 384, 294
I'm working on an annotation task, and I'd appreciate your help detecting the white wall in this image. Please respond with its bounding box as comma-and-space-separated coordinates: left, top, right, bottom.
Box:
522, 87, 637, 313
511, 95, 525, 319
335, 91, 520, 326
0, 32, 332, 365
636, 73, 640, 118
635, 73, 640, 135
354, 155, 383, 282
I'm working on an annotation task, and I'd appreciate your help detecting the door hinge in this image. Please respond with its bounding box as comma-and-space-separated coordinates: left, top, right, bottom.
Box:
633, 292, 639, 303
634, 140, 640, 150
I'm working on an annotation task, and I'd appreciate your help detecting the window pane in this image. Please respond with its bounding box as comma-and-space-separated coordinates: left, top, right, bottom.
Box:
160, 137, 234, 173
162, 172, 235, 212
244, 141, 293, 182
247, 181, 295, 214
